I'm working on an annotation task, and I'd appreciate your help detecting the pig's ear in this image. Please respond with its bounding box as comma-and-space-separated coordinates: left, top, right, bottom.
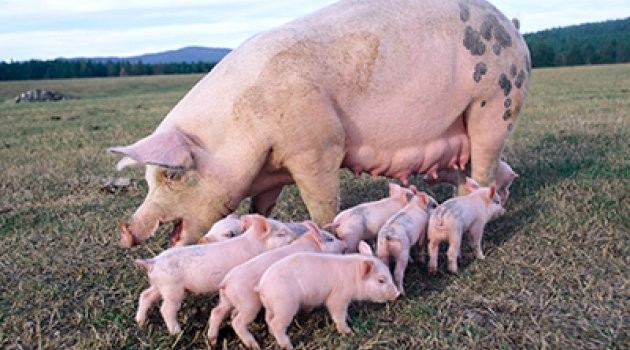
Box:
417, 192, 429, 207
304, 221, 324, 244
408, 185, 419, 195
358, 241, 373, 256
388, 183, 401, 196
115, 156, 142, 171
487, 183, 497, 201
464, 177, 480, 193
108, 128, 195, 170
361, 260, 374, 279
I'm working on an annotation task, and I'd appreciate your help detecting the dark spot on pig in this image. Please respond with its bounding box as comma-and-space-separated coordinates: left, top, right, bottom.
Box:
480, 14, 512, 49
459, 3, 470, 22
515, 70, 526, 89
463, 26, 486, 56
498, 73, 512, 96
473, 62, 487, 83
504, 98, 512, 108
481, 100, 487, 107
510, 64, 517, 77
507, 123, 514, 132
503, 109, 512, 121
492, 43, 502, 55
525, 54, 532, 75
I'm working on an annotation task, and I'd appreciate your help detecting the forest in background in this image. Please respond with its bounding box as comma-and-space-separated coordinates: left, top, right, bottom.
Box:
1, 17, 628, 81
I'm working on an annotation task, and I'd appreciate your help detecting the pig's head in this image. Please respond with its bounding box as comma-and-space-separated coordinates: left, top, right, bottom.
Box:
109, 128, 233, 248
198, 214, 242, 244
495, 162, 519, 205
388, 183, 413, 203
356, 241, 400, 302
410, 191, 438, 213
300, 221, 346, 254
241, 214, 299, 250
482, 184, 506, 220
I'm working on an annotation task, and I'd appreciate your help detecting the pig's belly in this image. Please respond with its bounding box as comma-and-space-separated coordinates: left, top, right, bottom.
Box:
341, 111, 470, 183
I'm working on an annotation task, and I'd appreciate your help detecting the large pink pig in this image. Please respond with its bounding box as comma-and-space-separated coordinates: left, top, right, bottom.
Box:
207, 221, 345, 349
133, 214, 298, 335
423, 160, 518, 204
376, 192, 437, 294
427, 182, 505, 275
109, 0, 530, 246
328, 182, 414, 252
256, 241, 399, 349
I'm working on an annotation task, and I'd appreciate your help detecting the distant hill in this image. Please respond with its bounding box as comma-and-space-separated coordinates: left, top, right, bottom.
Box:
66, 46, 232, 64
524, 17, 630, 67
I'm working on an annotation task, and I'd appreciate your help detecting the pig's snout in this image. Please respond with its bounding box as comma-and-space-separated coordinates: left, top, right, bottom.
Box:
390, 288, 401, 301
198, 236, 214, 244
119, 221, 137, 248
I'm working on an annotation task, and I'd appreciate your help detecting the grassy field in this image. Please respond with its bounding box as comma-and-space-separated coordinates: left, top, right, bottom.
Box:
1, 64, 628, 349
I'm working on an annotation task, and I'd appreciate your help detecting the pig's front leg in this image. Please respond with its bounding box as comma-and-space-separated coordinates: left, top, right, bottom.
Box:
285, 149, 343, 227
250, 186, 284, 216
325, 296, 352, 334
468, 222, 486, 260
207, 291, 232, 345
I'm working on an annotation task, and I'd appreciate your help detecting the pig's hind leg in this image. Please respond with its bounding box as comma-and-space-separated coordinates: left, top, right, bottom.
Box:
232, 299, 263, 350
159, 286, 185, 335
207, 290, 233, 344
264, 299, 299, 350
135, 286, 161, 326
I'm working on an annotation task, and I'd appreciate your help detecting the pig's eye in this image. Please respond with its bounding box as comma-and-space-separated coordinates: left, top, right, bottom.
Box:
377, 277, 386, 284
228, 230, 236, 238
429, 202, 437, 209
163, 169, 184, 181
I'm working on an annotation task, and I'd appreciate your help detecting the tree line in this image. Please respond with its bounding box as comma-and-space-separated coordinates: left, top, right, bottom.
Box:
524, 17, 630, 68
0, 60, 217, 81
1, 17, 629, 80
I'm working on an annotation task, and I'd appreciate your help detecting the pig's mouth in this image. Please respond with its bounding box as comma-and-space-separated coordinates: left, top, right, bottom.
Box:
166, 219, 184, 246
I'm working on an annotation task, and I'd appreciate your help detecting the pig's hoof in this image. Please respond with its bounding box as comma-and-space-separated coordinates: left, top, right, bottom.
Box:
428, 267, 438, 275
167, 325, 182, 335
447, 268, 458, 275
207, 334, 217, 345
336, 324, 352, 334
135, 317, 145, 327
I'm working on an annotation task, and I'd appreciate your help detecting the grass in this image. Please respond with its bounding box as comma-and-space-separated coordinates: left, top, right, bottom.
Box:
1, 64, 628, 349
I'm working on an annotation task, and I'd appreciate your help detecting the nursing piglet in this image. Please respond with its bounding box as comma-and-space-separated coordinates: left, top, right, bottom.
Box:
256, 242, 399, 349
134, 214, 298, 335
376, 192, 437, 294
330, 182, 413, 252
427, 182, 505, 275
207, 222, 345, 349
198, 214, 243, 243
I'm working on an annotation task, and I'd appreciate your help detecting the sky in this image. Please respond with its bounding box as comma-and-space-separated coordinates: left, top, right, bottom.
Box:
0, 0, 628, 62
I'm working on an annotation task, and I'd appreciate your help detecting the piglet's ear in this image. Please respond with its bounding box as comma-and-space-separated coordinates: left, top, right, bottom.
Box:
487, 183, 497, 201
304, 221, 323, 244
358, 241, 373, 256
108, 128, 195, 171
464, 177, 480, 193
361, 260, 374, 279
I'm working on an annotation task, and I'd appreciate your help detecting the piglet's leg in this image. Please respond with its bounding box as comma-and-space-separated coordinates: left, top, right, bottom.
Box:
232, 301, 263, 350
207, 291, 233, 344
135, 286, 161, 326
468, 222, 486, 260
447, 233, 462, 274
265, 302, 298, 350
428, 238, 440, 275
250, 186, 284, 217
159, 286, 185, 335
394, 250, 410, 295
326, 297, 352, 334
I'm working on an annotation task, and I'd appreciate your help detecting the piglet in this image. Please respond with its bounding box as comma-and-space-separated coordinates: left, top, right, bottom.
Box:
256, 241, 399, 349
134, 214, 298, 335
427, 181, 505, 275
198, 214, 243, 243
329, 182, 413, 252
207, 222, 345, 349
376, 191, 437, 294
423, 161, 518, 204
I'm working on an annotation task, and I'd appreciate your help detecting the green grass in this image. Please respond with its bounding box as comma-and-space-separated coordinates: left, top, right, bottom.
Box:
1, 64, 628, 349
